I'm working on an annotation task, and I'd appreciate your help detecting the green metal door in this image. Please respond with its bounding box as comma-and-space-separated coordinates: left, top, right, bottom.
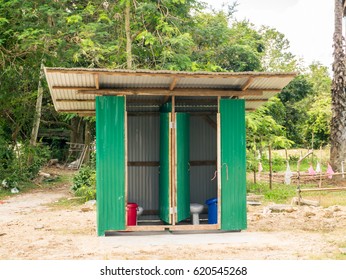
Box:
159, 113, 171, 224
96, 96, 126, 236
176, 113, 190, 223
220, 99, 247, 231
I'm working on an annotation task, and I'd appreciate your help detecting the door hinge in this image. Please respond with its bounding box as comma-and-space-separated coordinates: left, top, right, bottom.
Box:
169, 207, 177, 214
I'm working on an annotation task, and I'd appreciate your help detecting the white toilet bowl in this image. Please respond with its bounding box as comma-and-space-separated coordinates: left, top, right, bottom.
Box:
137, 206, 144, 216
190, 203, 204, 225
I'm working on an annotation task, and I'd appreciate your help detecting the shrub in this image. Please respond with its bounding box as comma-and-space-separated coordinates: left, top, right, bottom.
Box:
0, 141, 51, 186
71, 165, 96, 201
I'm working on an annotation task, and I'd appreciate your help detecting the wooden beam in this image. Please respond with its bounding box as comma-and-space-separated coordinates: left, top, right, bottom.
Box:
169, 77, 179, 91
176, 98, 217, 105
127, 160, 217, 167
128, 161, 159, 167
244, 98, 269, 102
241, 77, 253, 91
56, 99, 94, 103
58, 110, 95, 114
76, 88, 273, 97
126, 99, 164, 105
53, 86, 97, 90
298, 187, 346, 192
124, 224, 219, 232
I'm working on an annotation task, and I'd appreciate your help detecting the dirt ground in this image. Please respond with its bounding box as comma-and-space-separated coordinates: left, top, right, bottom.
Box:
0, 169, 345, 260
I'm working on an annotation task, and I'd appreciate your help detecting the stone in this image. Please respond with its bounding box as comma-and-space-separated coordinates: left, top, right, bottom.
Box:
323, 210, 334, 218
269, 204, 295, 213
85, 200, 96, 206
81, 207, 92, 212
304, 211, 316, 218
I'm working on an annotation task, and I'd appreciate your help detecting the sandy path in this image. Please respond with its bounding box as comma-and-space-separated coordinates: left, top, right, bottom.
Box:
0, 183, 345, 260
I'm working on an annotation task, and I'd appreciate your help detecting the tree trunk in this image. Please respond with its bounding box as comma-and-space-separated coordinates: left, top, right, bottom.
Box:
30, 62, 45, 146
125, 0, 132, 69
83, 120, 91, 164
70, 117, 84, 144
330, 0, 346, 171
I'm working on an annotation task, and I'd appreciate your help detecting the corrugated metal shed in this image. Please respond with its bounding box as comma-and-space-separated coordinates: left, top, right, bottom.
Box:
44, 67, 296, 113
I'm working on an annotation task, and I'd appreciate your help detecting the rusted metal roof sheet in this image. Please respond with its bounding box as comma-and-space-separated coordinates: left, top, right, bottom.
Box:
44, 67, 296, 114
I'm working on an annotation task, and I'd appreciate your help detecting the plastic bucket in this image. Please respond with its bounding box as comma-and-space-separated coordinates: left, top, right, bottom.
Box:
127, 202, 138, 226
205, 198, 218, 224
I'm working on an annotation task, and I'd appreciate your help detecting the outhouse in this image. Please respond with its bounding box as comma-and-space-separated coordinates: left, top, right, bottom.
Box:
45, 68, 295, 236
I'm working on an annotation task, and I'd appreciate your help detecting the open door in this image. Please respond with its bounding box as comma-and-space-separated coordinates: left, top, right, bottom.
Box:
220, 99, 247, 231
96, 96, 126, 236
175, 113, 190, 223
159, 112, 172, 224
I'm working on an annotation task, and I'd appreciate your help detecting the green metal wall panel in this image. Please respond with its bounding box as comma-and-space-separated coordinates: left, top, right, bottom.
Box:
159, 113, 171, 224
220, 99, 247, 231
176, 113, 190, 222
96, 96, 126, 236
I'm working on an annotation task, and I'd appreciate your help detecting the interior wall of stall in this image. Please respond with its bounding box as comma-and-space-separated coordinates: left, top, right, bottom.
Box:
127, 115, 160, 213
189, 115, 217, 206
127, 113, 217, 216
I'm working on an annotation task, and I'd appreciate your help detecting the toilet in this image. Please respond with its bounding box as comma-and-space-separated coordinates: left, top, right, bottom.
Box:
190, 203, 204, 225
137, 206, 144, 216
136, 206, 144, 226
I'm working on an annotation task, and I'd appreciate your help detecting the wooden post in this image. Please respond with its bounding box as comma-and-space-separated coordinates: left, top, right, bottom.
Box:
217, 96, 221, 229
269, 145, 272, 190
83, 120, 91, 164
296, 150, 313, 205
319, 146, 323, 189
171, 96, 176, 225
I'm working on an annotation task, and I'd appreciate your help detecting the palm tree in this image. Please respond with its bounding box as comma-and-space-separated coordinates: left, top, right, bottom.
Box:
330, 0, 346, 171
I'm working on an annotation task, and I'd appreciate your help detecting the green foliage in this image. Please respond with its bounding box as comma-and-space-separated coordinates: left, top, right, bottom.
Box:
259, 26, 301, 72
71, 165, 96, 201
247, 181, 296, 203
246, 106, 293, 151
0, 0, 333, 181
0, 141, 51, 184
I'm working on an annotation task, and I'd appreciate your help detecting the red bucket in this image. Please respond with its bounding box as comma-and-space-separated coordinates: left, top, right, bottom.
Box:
127, 203, 138, 226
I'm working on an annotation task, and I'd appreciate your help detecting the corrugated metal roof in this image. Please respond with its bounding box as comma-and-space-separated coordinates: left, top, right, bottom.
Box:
44, 67, 296, 114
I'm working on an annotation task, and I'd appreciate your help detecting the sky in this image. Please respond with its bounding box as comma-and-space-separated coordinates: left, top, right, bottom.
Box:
203, 0, 334, 71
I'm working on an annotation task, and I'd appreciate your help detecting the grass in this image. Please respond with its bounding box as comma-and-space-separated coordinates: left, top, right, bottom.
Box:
46, 197, 85, 210
0, 180, 38, 200
247, 181, 346, 206
0, 170, 76, 201
301, 191, 346, 207
247, 181, 296, 204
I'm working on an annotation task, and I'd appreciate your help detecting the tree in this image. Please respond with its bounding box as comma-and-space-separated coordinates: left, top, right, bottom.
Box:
259, 26, 301, 72
276, 75, 313, 145
330, 0, 346, 171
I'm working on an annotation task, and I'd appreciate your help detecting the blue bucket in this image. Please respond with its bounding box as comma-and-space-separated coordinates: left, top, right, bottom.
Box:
205, 198, 218, 224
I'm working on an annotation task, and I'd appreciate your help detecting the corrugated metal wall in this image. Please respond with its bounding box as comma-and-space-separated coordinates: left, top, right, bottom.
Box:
190, 116, 217, 205
127, 115, 160, 211
127, 114, 217, 212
